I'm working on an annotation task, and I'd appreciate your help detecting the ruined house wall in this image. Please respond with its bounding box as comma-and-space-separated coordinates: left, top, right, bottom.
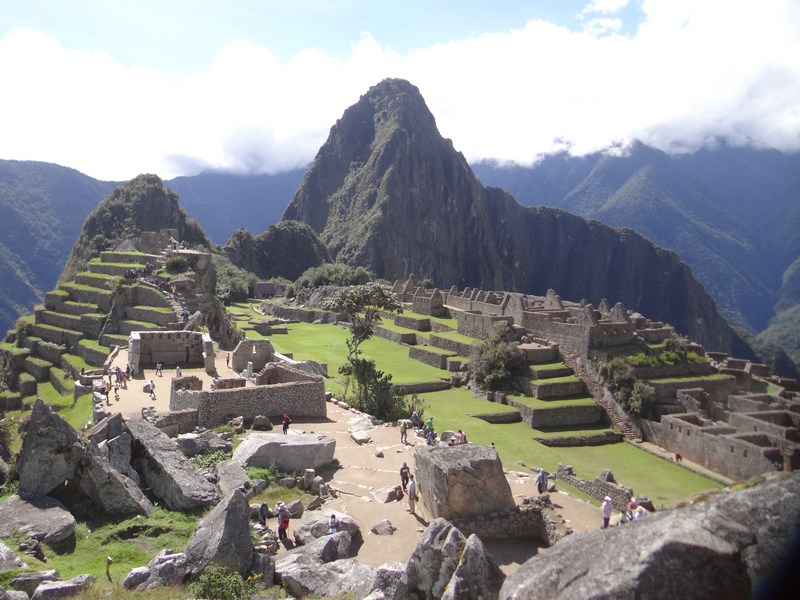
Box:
457, 312, 513, 339
644, 414, 782, 481
520, 312, 592, 356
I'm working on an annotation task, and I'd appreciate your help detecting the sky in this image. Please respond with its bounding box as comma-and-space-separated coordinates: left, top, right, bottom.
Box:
0, 0, 798, 181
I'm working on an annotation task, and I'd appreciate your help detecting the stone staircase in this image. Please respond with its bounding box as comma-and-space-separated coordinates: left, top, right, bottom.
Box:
561, 352, 642, 442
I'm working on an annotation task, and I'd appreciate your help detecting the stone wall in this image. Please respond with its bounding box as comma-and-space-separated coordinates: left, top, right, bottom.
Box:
408, 346, 452, 369
527, 404, 605, 428
640, 414, 783, 481
154, 409, 199, 437
124, 306, 174, 327
374, 325, 419, 345
128, 330, 213, 372
556, 464, 633, 511
393, 315, 431, 332
521, 312, 592, 356
651, 376, 738, 404
215, 377, 247, 390
261, 303, 341, 324
392, 381, 451, 395
530, 380, 587, 399
457, 312, 513, 339
451, 504, 560, 546
428, 334, 475, 356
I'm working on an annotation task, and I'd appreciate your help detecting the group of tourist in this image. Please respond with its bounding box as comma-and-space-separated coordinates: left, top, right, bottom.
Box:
257, 500, 340, 542
122, 263, 155, 281
602, 496, 649, 528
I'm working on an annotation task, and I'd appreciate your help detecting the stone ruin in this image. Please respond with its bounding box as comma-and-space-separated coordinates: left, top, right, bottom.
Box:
231, 339, 274, 375
127, 330, 215, 374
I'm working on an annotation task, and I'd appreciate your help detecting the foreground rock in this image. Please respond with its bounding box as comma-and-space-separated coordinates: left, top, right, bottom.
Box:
124, 418, 219, 510
500, 472, 800, 599
395, 518, 505, 600
9, 571, 60, 596
123, 550, 187, 591
233, 432, 336, 472
184, 489, 254, 577
215, 459, 252, 497
415, 444, 516, 520
16, 399, 84, 497
0, 495, 76, 543
79, 442, 154, 516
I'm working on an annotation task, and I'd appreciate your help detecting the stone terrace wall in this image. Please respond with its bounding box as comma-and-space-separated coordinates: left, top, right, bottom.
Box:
408, 346, 452, 370
457, 312, 513, 339
451, 505, 560, 546
556, 464, 632, 511
428, 334, 475, 356
393, 315, 431, 332
651, 376, 738, 404
521, 312, 593, 356
194, 378, 326, 428
261, 303, 341, 324
587, 322, 637, 348
154, 409, 198, 436
373, 326, 420, 346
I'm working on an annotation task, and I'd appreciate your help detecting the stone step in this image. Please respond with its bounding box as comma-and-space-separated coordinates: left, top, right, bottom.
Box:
30, 323, 84, 348
88, 261, 144, 277
117, 319, 163, 335
531, 363, 574, 379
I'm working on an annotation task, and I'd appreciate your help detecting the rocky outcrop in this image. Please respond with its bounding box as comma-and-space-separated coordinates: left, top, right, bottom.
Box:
500, 472, 800, 599
30, 574, 95, 600
176, 430, 232, 457
0, 495, 76, 543
16, 399, 84, 497
184, 489, 253, 577
8, 571, 60, 597
292, 512, 360, 546
233, 432, 336, 472
441, 534, 505, 600
99, 432, 140, 486
215, 459, 251, 498
123, 550, 188, 591
124, 418, 219, 510
414, 445, 516, 520
78, 442, 154, 516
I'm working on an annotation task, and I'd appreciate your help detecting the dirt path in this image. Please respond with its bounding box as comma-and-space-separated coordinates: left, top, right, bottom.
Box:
102, 352, 604, 574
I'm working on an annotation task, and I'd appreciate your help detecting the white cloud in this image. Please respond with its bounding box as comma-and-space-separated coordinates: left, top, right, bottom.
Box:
0, 0, 798, 180
580, 0, 630, 17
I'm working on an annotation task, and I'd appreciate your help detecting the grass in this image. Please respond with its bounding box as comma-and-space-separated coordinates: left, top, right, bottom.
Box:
429, 329, 481, 345
650, 373, 732, 383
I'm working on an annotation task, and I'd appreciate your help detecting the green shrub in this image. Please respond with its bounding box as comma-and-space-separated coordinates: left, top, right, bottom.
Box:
164, 255, 190, 274
626, 380, 654, 417
189, 565, 261, 600
190, 449, 232, 473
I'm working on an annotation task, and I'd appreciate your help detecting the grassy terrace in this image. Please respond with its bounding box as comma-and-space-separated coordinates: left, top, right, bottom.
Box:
650, 373, 732, 383
230, 302, 723, 508
512, 395, 597, 409
430, 329, 481, 345
531, 361, 571, 371
396, 308, 458, 329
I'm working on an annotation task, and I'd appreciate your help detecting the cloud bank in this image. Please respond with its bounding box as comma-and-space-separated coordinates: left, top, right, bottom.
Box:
0, 0, 798, 180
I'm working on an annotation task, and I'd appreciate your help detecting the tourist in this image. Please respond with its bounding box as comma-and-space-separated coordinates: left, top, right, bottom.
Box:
400, 420, 408, 444
617, 510, 629, 526
114, 383, 119, 402
423, 416, 434, 436
257, 501, 269, 526
457, 429, 467, 445
149, 379, 156, 400
407, 474, 418, 514
602, 496, 613, 529
536, 469, 547, 494
282, 412, 291, 434
634, 505, 648, 520
276, 501, 290, 541
411, 411, 420, 429
328, 514, 340, 535
155, 362, 162, 376
226, 353, 230, 368
427, 428, 436, 446
400, 462, 410, 492
175, 365, 182, 377
627, 497, 638, 520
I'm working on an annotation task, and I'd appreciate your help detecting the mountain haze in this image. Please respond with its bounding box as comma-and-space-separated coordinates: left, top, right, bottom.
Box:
282, 78, 754, 357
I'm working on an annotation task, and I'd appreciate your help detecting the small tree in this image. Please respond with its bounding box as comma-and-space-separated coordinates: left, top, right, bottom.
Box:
323, 283, 403, 418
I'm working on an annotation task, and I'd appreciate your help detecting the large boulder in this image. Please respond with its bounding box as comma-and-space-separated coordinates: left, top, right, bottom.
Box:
123, 551, 188, 591
0, 495, 76, 543
500, 472, 800, 599
0, 540, 24, 573
233, 432, 336, 472
87, 412, 124, 444
78, 442, 154, 516
215, 459, 252, 497
8, 571, 60, 597
393, 519, 467, 600
441, 534, 505, 600
364, 562, 405, 600
124, 418, 219, 510
414, 444, 515, 520
0, 457, 7, 487
16, 399, 84, 497
30, 574, 95, 600
176, 431, 232, 457
292, 512, 360, 546
99, 432, 140, 486
184, 489, 253, 577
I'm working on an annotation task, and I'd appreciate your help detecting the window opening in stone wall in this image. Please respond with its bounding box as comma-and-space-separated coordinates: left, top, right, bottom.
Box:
743, 450, 748, 458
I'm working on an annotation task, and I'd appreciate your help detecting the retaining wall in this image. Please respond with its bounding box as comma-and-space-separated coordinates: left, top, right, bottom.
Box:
408, 346, 452, 369
528, 404, 605, 428
530, 380, 587, 399
451, 505, 560, 546
556, 464, 632, 511
428, 334, 475, 356
393, 315, 431, 332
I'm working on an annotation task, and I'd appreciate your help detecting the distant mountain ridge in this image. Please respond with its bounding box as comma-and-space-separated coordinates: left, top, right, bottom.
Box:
281, 78, 755, 360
